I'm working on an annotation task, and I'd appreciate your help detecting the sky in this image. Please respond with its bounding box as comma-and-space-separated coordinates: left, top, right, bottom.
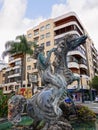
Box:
0, 0, 98, 62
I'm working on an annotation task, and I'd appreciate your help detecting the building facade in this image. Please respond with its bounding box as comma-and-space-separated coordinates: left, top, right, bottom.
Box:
27, 12, 98, 89
0, 68, 6, 89
2, 12, 98, 97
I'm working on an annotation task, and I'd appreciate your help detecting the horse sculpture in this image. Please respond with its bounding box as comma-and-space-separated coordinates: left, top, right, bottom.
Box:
53, 34, 87, 101
53, 34, 87, 87
8, 34, 87, 129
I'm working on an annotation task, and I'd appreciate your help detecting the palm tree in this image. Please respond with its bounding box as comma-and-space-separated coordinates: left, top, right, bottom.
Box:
2, 35, 37, 88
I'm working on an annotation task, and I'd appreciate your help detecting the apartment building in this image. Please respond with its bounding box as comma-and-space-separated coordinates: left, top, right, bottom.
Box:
3, 54, 23, 94
0, 60, 7, 90
0, 68, 6, 89
3, 12, 98, 98
27, 12, 98, 89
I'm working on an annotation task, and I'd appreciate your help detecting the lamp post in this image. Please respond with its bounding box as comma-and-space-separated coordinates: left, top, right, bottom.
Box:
80, 75, 84, 103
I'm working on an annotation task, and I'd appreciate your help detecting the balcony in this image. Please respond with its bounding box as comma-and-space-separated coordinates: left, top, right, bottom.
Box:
68, 50, 86, 59
54, 30, 80, 40
54, 21, 83, 34
9, 57, 21, 64
8, 73, 21, 78
6, 67, 12, 72
68, 62, 79, 69
12, 65, 21, 70
3, 90, 12, 94
79, 63, 87, 70
93, 58, 97, 63
4, 82, 17, 86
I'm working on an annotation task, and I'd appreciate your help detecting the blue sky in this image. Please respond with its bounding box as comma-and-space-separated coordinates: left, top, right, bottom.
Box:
25, 0, 64, 18
0, 0, 98, 61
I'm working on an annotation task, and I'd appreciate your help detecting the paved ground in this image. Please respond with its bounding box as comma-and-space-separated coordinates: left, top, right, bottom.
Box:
79, 102, 98, 114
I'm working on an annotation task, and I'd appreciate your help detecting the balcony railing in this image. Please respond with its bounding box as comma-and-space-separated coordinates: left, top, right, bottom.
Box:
8, 73, 21, 78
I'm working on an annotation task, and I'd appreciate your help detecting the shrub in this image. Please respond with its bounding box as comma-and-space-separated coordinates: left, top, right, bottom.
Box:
76, 104, 96, 122
0, 90, 13, 117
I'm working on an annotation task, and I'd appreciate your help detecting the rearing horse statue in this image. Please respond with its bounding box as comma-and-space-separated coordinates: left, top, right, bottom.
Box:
54, 34, 87, 86
8, 34, 87, 128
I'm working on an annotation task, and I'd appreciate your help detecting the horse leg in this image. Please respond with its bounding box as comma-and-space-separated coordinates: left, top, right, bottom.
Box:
52, 96, 62, 117
52, 87, 64, 117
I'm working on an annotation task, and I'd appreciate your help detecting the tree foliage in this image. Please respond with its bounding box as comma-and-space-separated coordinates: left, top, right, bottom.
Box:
90, 76, 98, 93
2, 35, 37, 87
0, 90, 9, 117
0, 90, 15, 117
2, 35, 37, 59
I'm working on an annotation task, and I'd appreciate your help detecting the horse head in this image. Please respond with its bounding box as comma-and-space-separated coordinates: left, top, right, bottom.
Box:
8, 95, 26, 125
33, 44, 44, 59
54, 34, 87, 67
64, 34, 87, 51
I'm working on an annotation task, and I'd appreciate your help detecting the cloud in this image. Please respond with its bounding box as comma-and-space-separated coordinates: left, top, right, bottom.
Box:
0, 0, 98, 63
0, 0, 45, 61
0, 0, 26, 59
51, 0, 98, 50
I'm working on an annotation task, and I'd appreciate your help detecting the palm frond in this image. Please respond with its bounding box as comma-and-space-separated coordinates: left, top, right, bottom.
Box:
2, 50, 12, 59
5, 41, 14, 49
2, 34, 38, 59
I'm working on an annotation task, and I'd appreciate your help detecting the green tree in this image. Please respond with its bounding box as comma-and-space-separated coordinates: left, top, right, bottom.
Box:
90, 76, 98, 94
0, 90, 14, 117
0, 90, 8, 117
2, 35, 37, 87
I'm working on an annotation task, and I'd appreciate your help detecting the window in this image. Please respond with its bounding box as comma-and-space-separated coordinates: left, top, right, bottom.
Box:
41, 43, 45, 46
34, 38, 39, 42
46, 24, 50, 29
46, 32, 50, 38
66, 26, 72, 32
34, 30, 39, 36
40, 26, 44, 31
40, 34, 44, 40
15, 77, 21, 82
27, 57, 31, 62
15, 60, 21, 66
33, 63, 37, 68
46, 41, 50, 46
15, 68, 21, 73
27, 65, 31, 70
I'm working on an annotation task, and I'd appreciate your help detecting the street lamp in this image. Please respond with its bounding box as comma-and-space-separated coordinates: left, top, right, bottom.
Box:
80, 75, 84, 103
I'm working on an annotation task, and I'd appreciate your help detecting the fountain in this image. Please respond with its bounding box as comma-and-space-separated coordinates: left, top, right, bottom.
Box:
8, 34, 88, 130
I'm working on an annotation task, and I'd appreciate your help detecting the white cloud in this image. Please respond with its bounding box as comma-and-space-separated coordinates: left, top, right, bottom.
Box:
0, 0, 45, 61
0, 0, 26, 60
51, 0, 98, 50
0, 0, 98, 63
